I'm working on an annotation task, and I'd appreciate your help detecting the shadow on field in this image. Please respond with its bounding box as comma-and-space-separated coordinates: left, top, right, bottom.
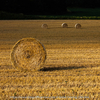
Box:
39, 64, 86, 71
48, 27, 74, 29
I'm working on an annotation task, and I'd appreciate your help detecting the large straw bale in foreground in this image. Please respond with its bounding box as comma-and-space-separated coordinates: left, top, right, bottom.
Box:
61, 23, 68, 28
11, 38, 46, 71
75, 23, 81, 29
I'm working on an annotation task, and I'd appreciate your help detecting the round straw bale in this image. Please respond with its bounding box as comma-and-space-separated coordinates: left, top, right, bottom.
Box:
75, 23, 81, 29
61, 23, 68, 28
41, 24, 48, 28
11, 38, 46, 71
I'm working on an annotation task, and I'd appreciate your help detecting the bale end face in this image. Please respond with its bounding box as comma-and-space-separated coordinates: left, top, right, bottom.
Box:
41, 24, 48, 29
61, 23, 68, 28
75, 23, 81, 29
10, 38, 46, 71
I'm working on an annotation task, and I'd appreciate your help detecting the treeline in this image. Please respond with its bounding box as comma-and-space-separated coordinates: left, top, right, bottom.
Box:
0, 0, 100, 15
66, 0, 100, 8
0, 0, 67, 15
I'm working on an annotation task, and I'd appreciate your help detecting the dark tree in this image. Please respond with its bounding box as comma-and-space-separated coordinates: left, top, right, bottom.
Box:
41, 0, 67, 15
0, 0, 67, 15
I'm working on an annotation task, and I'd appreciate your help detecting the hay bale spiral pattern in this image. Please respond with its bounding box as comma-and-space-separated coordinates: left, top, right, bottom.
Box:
41, 24, 48, 28
11, 38, 46, 71
75, 23, 81, 29
61, 23, 68, 28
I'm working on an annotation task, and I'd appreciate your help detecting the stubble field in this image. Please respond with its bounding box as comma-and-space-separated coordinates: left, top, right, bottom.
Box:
0, 20, 100, 100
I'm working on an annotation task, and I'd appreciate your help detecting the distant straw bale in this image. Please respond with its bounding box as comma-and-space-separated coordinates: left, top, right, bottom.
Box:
11, 38, 46, 71
75, 23, 81, 29
41, 24, 48, 28
61, 23, 68, 28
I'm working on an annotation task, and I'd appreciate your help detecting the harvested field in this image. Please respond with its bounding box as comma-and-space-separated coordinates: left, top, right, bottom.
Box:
0, 20, 100, 99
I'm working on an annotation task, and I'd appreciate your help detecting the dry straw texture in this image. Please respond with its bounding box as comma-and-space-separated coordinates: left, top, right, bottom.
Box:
11, 38, 46, 71
61, 23, 68, 28
75, 23, 81, 29
41, 24, 48, 28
